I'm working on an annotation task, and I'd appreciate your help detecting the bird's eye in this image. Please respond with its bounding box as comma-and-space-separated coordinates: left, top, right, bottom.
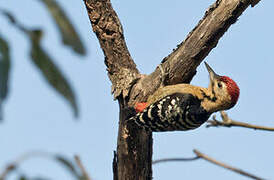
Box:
218, 82, 222, 88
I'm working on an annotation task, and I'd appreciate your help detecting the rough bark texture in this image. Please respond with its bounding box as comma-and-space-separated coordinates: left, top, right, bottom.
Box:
83, 0, 260, 179
129, 0, 257, 105
84, 1, 152, 179
84, 0, 140, 99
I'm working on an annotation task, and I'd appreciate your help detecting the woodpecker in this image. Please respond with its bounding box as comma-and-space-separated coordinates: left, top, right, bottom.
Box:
128, 62, 240, 132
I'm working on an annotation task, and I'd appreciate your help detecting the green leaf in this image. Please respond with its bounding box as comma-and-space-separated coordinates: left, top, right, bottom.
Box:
40, 0, 86, 55
0, 33, 11, 119
54, 155, 80, 178
1, 10, 79, 117
29, 30, 79, 117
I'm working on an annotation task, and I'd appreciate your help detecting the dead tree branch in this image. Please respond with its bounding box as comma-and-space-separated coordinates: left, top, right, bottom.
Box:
251, 0, 261, 7
153, 149, 264, 180
83, 0, 262, 179
130, 0, 260, 102
207, 111, 274, 131
153, 157, 199, 165
194, 149, 264, 180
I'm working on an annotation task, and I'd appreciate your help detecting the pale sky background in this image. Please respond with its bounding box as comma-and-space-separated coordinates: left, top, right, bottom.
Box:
0, 0, 273, 180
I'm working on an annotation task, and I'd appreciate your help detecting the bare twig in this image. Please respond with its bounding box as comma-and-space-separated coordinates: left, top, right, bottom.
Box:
153, 157, 199, 165
193, 149, 264, 180
0, 152, 91, 180
0, 164, 16, 180
0, 151, 51, 180
74, 155, 92, 180
207, 111, 274, 131
153, 150, 264, 180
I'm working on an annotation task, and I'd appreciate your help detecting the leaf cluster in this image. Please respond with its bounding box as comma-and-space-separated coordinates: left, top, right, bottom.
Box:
0, 0, 87, 119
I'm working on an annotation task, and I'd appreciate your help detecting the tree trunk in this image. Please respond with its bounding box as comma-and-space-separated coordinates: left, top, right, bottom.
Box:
115, 98, 153, 180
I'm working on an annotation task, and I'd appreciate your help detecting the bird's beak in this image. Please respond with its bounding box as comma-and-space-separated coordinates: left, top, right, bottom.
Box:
204, 62, 220, 84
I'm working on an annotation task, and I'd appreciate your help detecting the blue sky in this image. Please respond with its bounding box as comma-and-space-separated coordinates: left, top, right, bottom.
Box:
0, 0, 273, 180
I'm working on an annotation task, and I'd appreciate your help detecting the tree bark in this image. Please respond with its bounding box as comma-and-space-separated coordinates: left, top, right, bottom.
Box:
83, 0, 260, 179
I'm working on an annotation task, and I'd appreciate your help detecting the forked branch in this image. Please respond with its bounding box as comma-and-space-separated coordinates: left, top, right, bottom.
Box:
83, 0, 262, 180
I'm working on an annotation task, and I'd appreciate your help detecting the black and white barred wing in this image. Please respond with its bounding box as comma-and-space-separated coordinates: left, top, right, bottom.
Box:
128, 93, 210, 132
